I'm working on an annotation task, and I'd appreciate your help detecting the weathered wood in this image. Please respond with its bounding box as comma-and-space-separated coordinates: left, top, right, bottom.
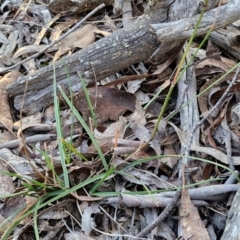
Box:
210, 26, 240, 60
221, 187, 240, 239
6, 0, 218, 114
150, 0, 240, 43
49, 0, 114, 14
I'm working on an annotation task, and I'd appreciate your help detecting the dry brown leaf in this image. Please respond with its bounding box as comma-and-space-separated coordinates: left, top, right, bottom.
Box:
196, 58, 230, 72
50, 21, 75, 42
15, 112, 42, 138
127, 79, 144, 94
13, 45, 46, 59
210, 82, 240, 104
0, 195, 26, 231
34, 14, 61, 45
14, 23, 110, 60
169, 122, 240, 165
71, 192, 102, 202
220, 56, 237, 68
0, 71, 21, 135
74, 86, 136, 124
205, 97, 231, 148
198, 72, 239, 124
0, 130, 15, 144
161, 145, 179, 168
122, 168, 176, 189
180, 187, 210, 240
88, 116, 126, 153
129, 99, 150, 142
231, 102, 240, 134
53, 24, 111, 61
205, 40, 221, 59
135, 90, 150, 105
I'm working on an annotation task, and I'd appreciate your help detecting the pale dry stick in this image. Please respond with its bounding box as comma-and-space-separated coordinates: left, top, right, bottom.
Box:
0, 3, 106, 74
0, 134, 56, 149
183, 63, 240, 162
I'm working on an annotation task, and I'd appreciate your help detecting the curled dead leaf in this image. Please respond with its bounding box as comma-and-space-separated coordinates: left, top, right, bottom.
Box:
0, 71, 21, 135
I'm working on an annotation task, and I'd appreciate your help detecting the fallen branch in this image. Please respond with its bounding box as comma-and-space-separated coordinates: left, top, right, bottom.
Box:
5, 0, 239, 114
103, 184, 239, 207
150, 0, 240, 42
0, 4, 106, 74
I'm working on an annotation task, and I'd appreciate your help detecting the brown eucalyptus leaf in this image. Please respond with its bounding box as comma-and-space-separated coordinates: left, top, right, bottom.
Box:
53, 24, 110, 61
196, 58, 230, 72
206, 40, 221, 58
73, 86, 136, 124
180, 188, 210, 240
13, 45, 46, 59
198, 72, 239, 124
50, 21, 75, 42
161, 145, 179, 168
169, 122, 240, 165
34, 13, 61, 45
0, 71, 21, 135
87, 116, 127, 153
210, 82, 240, 105
129, 99, 149, 142
220, 56, 237, 69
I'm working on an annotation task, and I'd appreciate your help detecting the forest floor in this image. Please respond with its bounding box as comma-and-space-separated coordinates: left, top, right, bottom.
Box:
0, 0, 240, 239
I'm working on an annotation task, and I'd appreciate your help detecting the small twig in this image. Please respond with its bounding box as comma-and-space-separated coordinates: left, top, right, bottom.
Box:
0, 3, 106, 74
0, 134, 56, 149
136, 189, 181, 238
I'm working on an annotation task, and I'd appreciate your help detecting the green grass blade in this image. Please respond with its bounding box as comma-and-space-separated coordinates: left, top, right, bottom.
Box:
53, 63, 70, 188
58, 86, 109, 171
90, 166, 114, 194
31, 146, 63, 185
91, 177, 224, 197
33, 199, 42, 240
61, 138, 88, 162
1, 172, 106, 239
78, 73, 97, 126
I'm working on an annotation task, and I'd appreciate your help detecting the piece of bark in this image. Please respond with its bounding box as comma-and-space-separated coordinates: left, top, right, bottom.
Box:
175, 45, 200, 173
49, 0, 114, 14
221, 187, 240, 239
210, 26, 240, 60
6, 0, 218, 114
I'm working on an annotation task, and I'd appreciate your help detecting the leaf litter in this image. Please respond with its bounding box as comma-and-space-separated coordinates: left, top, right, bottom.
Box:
0, 0, 239, 239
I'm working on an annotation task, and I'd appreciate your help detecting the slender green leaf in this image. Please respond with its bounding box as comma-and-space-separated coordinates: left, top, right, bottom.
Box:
53, 63, 70, 188
58, 86, 109, 171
